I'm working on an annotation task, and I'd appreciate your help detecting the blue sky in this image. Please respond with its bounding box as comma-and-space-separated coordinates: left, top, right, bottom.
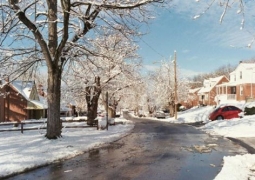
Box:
138, 1, 255, 77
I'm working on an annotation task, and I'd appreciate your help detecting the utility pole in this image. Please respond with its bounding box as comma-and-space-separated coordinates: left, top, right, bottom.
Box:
174, 51, 178, 120
106, 91, 108, 130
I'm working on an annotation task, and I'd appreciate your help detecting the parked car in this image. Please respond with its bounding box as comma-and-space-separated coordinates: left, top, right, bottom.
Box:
155, 111, 166, 119
209, 105, 242, 121
179, 105, 186, 111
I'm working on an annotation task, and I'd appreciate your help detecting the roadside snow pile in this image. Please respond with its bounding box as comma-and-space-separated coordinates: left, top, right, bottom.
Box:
218, 101, 245, 110
214, 154, 255, 180
199, 115, 255, 138
244, 102, 255, 108
169, 106, 214, 123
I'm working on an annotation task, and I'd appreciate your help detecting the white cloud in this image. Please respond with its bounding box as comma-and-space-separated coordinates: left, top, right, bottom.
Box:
143, 64, 203, 78
182, 49, 190, 54
186, 55, 198, 62
180, 68, 204, 78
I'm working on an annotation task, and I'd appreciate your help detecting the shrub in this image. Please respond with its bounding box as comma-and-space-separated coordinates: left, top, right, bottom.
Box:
244, 107, 255, 115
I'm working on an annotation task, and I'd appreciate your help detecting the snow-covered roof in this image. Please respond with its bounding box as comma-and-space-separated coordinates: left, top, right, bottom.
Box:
216, 81, 238, 87
60, 105, 72, 112
11, 81, 34, 99
189, 87, 201, 93
27, 100, 47, 109
38, 95, 48, 108
2, 80, 47, 109
198, 76, 226, 94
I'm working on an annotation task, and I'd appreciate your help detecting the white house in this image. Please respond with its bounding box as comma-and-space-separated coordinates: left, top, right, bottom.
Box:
216, 61, 255, 102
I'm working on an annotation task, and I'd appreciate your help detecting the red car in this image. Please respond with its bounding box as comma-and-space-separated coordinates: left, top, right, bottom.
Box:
209, 105, 242, 121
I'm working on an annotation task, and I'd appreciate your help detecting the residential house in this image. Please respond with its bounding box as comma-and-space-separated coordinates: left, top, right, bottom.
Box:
215, 62, 255, 102
60, 104, 77, 117
183, 87, 201, 108
0, 80, 47, 122
198, 76, 229, 106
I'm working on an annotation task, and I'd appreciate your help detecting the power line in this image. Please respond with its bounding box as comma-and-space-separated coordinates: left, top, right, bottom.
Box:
137, 36, 166, 59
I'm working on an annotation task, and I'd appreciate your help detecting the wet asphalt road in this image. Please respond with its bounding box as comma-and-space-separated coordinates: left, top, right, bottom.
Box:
5, 116, 247, 180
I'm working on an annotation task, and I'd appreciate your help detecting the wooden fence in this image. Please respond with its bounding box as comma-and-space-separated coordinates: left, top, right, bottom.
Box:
0, 119, 98, 133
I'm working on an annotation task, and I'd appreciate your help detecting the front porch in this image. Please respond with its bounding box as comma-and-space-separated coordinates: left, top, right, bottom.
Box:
215, 94, 236, 101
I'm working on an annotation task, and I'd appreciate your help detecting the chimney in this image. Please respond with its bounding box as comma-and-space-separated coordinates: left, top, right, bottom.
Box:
239, 61, 243, 64
37, 84, 45, 97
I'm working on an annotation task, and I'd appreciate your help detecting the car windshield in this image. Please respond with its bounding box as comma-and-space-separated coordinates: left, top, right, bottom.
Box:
213, 107, 221, 113
229, 106, 240, 111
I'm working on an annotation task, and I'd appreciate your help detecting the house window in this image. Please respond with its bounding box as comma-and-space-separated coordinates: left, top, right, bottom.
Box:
240, 71, 242, 79
240, 86, 243, 96
234, 75, 236, 81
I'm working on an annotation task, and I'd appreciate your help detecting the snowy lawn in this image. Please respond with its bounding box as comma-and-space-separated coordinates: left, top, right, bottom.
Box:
0, 117, 134, 178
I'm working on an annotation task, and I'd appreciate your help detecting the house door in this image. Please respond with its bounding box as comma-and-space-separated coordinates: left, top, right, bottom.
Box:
201, 95, 205, 105
230, 87, 236, 94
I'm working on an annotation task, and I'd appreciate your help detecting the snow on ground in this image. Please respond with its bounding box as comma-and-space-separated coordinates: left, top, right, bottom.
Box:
1, 102, 255, 179
197, 107, 255, 180
0, 117, 134, 178
144, 102, 255, 180
200, 115, 255, 137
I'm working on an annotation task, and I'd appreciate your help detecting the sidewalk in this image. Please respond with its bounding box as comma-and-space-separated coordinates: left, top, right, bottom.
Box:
228, 137, 255, 154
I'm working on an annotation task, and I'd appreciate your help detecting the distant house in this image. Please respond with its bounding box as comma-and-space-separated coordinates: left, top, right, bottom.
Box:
215, 62, 255, 102
60, 104, 76, 117
198, 76, 229, 106
186, 87, 201, 108
0, 80, 47, 122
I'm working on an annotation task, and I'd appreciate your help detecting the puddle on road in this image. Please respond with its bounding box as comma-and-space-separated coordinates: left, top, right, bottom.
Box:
181, 144, 218, 154
175, 134, 249, 180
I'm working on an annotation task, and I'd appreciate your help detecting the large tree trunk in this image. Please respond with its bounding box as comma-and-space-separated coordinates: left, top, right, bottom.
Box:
46, 71, 62, 139
108, 107, 115, 118
148, 105, 155, 117
108, 99, 118, 118
108, 104, 117, 118
86, 77, 101, 125
45, 0, 62, 139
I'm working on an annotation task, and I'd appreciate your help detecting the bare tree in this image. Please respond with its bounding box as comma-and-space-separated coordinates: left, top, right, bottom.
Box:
191, 63, 235, 87
148, 58, 189, 117
62, 32, 142, 122
118, 81, 146, 116
0, 0, 165, 139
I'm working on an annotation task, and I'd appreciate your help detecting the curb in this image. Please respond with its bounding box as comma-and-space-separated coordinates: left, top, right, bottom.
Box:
227, 137, 255, 154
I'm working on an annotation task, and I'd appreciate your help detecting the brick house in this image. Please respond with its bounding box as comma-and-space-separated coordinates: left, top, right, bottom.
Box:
0, 80, 47, 122
215, 62, 255, 102
184, 87, 201, 108
197, 76, 229, 106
